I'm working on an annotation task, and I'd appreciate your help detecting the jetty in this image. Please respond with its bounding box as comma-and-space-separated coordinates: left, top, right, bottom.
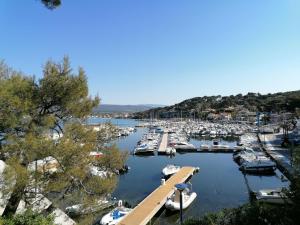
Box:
117, 166, 198, 225
157, 132, 168, 154
258, 134, 295, 179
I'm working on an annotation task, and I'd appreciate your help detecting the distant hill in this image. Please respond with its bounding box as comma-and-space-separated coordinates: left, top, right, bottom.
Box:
133, 90, 300, 119
93, 104, 165, 113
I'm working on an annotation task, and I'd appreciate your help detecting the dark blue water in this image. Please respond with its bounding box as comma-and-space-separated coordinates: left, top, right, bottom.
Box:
91, 118, 289, 225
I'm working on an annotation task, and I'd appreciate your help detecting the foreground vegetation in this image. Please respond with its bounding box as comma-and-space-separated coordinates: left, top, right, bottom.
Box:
0, 210, 53, 225
184, 202, 296, 225
0, 58, 127, 224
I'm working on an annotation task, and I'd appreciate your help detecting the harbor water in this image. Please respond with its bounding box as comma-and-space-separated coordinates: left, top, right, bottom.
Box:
90, 118, 289, 225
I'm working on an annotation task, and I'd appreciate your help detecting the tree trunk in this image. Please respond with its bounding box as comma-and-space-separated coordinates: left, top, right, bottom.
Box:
2, 182, 26, 216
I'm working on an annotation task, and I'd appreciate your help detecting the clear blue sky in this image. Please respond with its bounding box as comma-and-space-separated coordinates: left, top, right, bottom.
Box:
1, 0, 300, 105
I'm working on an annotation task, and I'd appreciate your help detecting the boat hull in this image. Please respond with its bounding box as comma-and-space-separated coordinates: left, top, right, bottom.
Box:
165, 192, 197, 211
239, 166, 276, 174
133, 149, 155, 155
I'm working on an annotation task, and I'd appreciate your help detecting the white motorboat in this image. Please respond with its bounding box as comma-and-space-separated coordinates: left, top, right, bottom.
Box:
255, 189, 290, 204
239, 154, 270, 165
133, 143, 155, 155
165, 184, 197, 211
233, 148, 266, 164
211, 139, 230, 151
162, 164, 181, 177
165, 147, 176, 155
200, 144, 210, 151
209, 130, 217, 137
100, 206, 132, 225
173, 142, 196, 151
240, 160, 276, 174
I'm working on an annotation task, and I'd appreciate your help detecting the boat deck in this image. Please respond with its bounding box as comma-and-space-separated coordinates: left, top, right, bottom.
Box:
117, 166, 197, 225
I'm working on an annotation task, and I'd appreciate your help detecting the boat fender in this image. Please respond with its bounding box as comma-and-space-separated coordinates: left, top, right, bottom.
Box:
161, 179, 166, 185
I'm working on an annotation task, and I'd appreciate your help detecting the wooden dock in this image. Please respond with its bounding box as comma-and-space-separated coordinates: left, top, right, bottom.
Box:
117, 167, 198, 225
157, 133, 168, 154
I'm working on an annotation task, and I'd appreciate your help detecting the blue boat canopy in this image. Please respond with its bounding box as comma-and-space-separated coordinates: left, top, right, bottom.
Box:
175, 183, 188, 191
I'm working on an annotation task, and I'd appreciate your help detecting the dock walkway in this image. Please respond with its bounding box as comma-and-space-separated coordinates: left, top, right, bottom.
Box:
117, 167, 197, 225
258, 134, 295, 179
158, 133, 168, 154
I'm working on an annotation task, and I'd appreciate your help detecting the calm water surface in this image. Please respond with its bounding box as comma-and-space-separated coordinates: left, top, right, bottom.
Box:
91, 118, 289, 225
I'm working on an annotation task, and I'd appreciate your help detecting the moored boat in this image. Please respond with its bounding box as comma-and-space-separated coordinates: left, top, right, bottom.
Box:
100, 202, 132, 225
200, 144, 210, 151
239, 160, 276, 174
255, 189, 290, 204
165, 147, 176, 155
133, 143, 155, 155
162, 164, 181, 177
173, 142, 196, 151
211, 139, 230, 152
165, 184, 197, 211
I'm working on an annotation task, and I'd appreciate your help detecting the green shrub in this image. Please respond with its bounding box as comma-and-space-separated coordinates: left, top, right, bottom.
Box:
0, 210, 53, 225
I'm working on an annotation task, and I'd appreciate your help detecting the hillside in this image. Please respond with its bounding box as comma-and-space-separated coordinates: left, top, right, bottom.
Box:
93, 104, 165, 113
133, 90, 300, 119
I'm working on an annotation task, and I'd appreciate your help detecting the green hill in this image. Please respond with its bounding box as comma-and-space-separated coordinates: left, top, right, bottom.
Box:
133, 90, 300, 119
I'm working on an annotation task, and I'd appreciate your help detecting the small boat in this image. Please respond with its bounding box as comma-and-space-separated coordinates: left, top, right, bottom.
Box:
100, 201, 131, 225
200, 144, 210, 151
233, 148, 266, 164
133, 143, 155, 155
255, 189, 290, 204
210, 130, 217, 137
173, 142, 196, 151
165, 147, 176, 155
239, 160, 276, 174
165, 183, 197, 211
211, 139, 230, 151
162, 164, 181, 177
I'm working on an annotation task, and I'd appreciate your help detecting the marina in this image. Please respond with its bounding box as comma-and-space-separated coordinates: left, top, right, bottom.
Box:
91, 118, 291, 225
2, 2, 300, 224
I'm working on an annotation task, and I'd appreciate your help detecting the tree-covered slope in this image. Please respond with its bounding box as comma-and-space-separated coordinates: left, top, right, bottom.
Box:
133, 91, 300, 119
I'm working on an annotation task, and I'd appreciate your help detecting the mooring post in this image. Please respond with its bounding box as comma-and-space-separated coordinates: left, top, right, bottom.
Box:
179, 190, 183, 225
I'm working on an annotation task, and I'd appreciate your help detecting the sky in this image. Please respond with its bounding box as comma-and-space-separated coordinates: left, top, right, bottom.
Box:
0, 0, 300, 105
